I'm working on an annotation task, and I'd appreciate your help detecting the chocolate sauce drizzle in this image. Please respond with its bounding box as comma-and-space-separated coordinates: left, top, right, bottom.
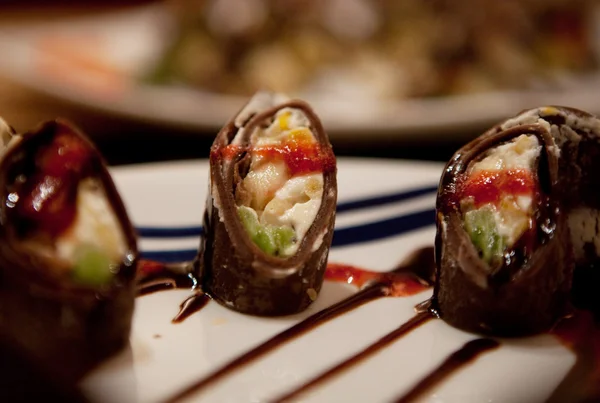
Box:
165, 284, 387, 402
136, 260, 212, 323
272, 311, 434, 403
164, 247, 436, 402
136, 260, 197, 297
172, 293, 211, 324
136, 246, 599, 402
394, 338, 500, 403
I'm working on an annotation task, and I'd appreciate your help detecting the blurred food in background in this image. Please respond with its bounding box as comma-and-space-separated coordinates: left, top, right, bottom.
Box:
148, 0, 600, 100
2, 0, 600, 139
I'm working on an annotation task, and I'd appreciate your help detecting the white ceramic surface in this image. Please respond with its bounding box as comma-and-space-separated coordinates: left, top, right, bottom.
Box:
1, 4, 600, 139
76, 158, 575, 403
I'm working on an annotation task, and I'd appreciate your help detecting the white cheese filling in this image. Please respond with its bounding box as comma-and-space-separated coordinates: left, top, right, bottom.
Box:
236, 106, 323, 257
464, 134, 541, 249
471, 134, 541, 173
262, 173, 323, 256
55, 178, 127, 266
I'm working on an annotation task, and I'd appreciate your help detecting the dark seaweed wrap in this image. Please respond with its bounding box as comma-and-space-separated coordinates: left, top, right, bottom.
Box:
0, 120, 137, 384
433, 106, 600, 336
198, 96, 337, 316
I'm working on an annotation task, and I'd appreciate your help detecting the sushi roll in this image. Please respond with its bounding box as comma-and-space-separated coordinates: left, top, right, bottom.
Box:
0, 119, 137, 383
433, 107, 589, 336
198, 92, 337, 316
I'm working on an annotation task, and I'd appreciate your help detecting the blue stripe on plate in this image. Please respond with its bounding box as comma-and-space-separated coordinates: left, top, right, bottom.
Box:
140, 208, 436, 262
136, 226, 203, 238
136, 185, 438, 239
331, 208, 435, 247
141, 250, 197, 262
336, 185, 438, 213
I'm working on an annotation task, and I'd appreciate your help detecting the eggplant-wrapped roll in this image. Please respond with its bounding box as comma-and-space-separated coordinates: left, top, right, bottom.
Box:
0, 119, 137, 384
497, 107, 600, 317
434, 110, 573, 336
198, 92, 337, 316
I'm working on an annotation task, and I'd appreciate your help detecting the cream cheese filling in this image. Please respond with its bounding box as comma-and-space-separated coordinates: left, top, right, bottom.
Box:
55, 178, 127, 267
236, 107, 324, 257
461, 135, 541, 261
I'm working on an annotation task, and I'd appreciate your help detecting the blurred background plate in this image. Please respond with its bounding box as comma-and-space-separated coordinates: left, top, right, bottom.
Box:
1, 1, 600, 141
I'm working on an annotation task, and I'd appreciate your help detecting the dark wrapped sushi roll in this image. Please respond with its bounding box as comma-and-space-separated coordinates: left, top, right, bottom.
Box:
0, 119, 137, 384
198, 92, 337, 316
0, 333, 88, 402
434, 107, 580, 336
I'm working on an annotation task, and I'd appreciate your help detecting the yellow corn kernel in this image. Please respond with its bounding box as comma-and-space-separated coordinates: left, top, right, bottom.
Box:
541, 106, 559, 117
288, 127, 313, 143
305, 177, 323, 198
514, 134, 534, 155
278, 111, 291, 131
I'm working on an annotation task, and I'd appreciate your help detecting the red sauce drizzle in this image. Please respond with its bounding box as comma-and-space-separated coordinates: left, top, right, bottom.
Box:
219, 145, 243, 161
13, 130, 92, 236
460, 169, 536, 208
254, 141, 335, 176
214, 140, 335, 177
325, 263, 382, 288
137, 259, 169, 277
325, 263, 430, 297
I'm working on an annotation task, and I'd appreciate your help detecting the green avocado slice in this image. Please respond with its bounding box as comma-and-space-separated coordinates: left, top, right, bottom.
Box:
464, 206, 505, 265
72, 245, 115, 286
238, 206, 296, 257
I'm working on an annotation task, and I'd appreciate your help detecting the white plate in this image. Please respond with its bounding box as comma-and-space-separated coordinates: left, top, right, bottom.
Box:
77, 158, 575, 403
1, 4, 600, 139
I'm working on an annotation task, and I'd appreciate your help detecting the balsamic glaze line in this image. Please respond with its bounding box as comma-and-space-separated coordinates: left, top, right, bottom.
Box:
164, 284, 387, 403
270, 311, 433, 403
136, 261, 197, 297
394, 338, 500, 403
172, 293, 211, 324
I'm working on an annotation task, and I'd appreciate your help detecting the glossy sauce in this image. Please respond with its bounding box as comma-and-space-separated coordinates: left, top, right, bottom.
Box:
394, 338, 500, 403
139, 245, 600, 402
325, 263, 382, 287
271, 311, 434, 403
326, 247, 436, 290
165, 285, 387, 402
11, 130, 92, 237
218, 144, 243, 161
136, 260, 197, 296
325, 263, 431, 296
163, 247, 435, 402
172, 293, 211, 324
459, 168, 536, 208
215, 141, 335, 176
254, 141, 336, 176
